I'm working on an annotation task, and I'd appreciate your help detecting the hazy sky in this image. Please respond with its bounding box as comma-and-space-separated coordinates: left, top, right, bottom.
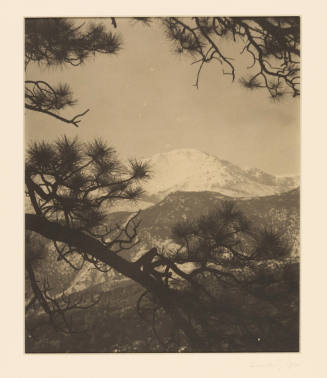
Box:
25, 18, 300, 175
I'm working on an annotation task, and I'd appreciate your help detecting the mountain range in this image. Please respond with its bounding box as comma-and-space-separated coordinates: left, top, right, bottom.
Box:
26, 148, 300, 295
68, 188, 300, 294
144, 148, 298, 195
108, 149, 299, 213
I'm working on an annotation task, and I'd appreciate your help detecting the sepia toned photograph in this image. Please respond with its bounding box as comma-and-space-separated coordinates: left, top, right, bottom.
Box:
24, 16, 300, 353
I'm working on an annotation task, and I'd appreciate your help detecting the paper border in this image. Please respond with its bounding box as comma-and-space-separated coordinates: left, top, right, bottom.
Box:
1, 1, 326, 377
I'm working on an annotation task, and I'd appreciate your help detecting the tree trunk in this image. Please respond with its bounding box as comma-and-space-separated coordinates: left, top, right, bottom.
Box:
25, 213, 203, 348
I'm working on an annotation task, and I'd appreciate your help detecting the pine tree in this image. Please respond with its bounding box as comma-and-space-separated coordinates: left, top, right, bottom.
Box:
162, 17, 300, 98
25, 18, 121, 126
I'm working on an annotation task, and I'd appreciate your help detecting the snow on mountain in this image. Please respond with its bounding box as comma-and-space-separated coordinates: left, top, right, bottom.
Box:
244, 167, 299, 188
51, 187, 300, 296
141, 148, 299, 199
25, 148, 299, 214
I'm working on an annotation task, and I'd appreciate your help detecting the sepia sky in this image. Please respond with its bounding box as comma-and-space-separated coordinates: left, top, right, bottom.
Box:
25, 18, 300, 176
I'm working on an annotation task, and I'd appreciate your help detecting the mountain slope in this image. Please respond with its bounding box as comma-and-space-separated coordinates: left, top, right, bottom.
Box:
67, 188, 299, 293
28, 187, 299, 298
142, 149, 299, 200
135, 187, 300, 253
25, 148, 299, 214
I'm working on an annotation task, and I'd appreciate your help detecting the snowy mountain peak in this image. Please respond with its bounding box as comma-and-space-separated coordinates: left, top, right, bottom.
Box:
142, 148, 299, 199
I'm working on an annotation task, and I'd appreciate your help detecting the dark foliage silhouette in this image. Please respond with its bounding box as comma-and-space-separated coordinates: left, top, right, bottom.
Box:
25, 18, 121, 126
25, 137, 150, 334
26, 155, 299, 350
162, 17, 300, 98
134, 201, 298, 351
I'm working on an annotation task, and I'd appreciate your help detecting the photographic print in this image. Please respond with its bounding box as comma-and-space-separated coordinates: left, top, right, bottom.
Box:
24, 16, 300, 353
